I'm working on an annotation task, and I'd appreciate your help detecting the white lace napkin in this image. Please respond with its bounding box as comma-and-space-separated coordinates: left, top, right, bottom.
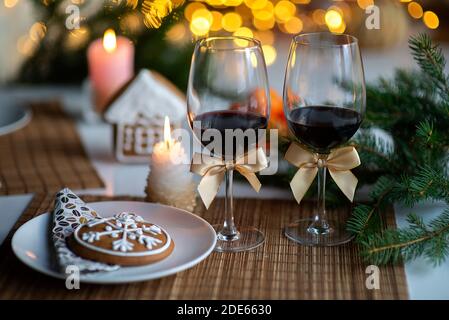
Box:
51, 188, 119, 274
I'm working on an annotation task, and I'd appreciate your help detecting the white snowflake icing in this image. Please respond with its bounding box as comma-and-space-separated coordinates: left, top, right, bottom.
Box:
81, 212, 163, 253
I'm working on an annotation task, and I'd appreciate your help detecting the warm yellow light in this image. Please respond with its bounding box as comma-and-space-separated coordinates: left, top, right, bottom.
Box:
253, 7, 274, 21
224, 0, 243, 6
312, 9, 326, 25
207, 0, 224, 5
120, 13, 143, 34
65, 27, 90, 50
29, 22, 47, 42
184, 2, 205, 21
408, 2, 423, 19
4, 0, 18, 8
166, 23, 186, 43
400, 0, 411, 2
330, 21, 346, 34
262, 44, 276, 66
284, 17, 303, 34
291, 0, 310, 4
253, 8, 274, 21
192, 8, 213, 25
210, 11, 223, 31
233, 27, 254, 46
103, 29, 117, 53
190, 17, 211, 36
325, 10, 343, 30
17, 35, 37, 57
222, 12, 242, 32
423, 11, 439, 29
274, 1, 296, 23
244, 0, 267, 10
356, 0, 374, 9
164, 116, 172, 147
253, 16, 275, 30
254, 30, 274, 45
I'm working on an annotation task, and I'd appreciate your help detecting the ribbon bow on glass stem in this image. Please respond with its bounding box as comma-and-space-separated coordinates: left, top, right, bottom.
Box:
190, 147, 268, 209
285, 143, 361, 204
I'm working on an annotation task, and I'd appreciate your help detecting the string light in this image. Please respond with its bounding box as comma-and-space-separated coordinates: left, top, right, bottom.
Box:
178, 1, 441, 43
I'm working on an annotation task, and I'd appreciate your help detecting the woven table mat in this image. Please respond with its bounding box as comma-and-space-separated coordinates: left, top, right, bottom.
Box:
0, 102, 104, 195
0, 193, 408, 300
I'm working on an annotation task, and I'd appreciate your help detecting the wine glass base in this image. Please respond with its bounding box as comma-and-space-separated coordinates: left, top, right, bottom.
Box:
213, 225, 265, 252
284, 218, 354, 246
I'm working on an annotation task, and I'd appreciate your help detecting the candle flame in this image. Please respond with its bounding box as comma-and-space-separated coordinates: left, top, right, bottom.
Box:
164, 116, 171, 148
103, 29, 117, 53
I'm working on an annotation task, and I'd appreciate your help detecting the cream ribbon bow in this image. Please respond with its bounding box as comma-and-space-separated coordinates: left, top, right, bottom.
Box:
190, 147, 268, 209
285, 143, 361, 204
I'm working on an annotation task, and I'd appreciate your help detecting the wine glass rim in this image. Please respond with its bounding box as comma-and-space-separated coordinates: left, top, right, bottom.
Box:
292, 32, 359, 48
196, 36, 261, 51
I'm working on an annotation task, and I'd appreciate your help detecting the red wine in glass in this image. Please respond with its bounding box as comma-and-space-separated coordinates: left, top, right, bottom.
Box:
194, 110, 268, 158
287, 106, 362, 153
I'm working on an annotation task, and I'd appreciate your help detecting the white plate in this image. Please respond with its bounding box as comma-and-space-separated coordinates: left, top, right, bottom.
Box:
0, 102, 31, 136
11, 201, 216, 284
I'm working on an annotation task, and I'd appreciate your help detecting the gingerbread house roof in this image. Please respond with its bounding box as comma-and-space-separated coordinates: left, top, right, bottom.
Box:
104, 69, 185, 125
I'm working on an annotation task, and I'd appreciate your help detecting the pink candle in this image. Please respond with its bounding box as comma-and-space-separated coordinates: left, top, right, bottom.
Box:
87, 29, 134, 112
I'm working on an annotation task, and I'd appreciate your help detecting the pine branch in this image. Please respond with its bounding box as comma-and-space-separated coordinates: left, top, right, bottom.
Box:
360, 210, 449, 265
347, 176, 395, 236
409, 34, 449, 107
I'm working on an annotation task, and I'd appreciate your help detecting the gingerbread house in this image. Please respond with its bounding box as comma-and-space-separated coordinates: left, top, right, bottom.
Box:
104, 69, 185, 163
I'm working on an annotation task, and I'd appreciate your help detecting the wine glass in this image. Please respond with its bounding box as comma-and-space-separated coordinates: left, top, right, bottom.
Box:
187, 36, 270, 252
283, 32, 366, 246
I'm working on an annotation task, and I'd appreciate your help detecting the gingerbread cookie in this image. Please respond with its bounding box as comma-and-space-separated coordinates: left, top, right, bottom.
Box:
68, 212, 174, 266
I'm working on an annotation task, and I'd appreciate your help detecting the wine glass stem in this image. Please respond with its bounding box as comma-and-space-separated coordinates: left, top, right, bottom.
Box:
308, 163, 330, 235
218, 168, 239, 240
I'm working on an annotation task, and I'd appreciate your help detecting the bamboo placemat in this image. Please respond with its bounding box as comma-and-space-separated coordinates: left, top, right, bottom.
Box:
0, 102, 104, 195
0, 193, 408, 300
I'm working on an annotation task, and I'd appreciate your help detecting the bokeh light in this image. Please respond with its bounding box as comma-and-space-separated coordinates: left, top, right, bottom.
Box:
29, 22, 47, 42
262, 44, 276, 66
254, 30, 274, 45
222, 12, 242, 32
356, 0, 374, 9
184, 2, 205, 22
325, 9, 343, 31
312, 9, 326, 25
4, 0, 18, 8
210, 11, 223, 31
166, 23, 186, 43
274, 1, 296, 23
407, 2, 423, 19
233, 27, 254, 46
423, 11, 439, 29
244, 0, 268, 10
190, 17, 211, 36
284, 17, 303, 34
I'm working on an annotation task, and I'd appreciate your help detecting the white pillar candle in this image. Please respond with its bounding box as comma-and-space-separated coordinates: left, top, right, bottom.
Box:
145, 117, 197, 211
